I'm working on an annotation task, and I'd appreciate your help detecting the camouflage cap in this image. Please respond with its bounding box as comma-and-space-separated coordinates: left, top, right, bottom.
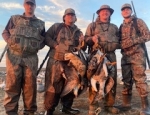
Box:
63, 8, 76, 22
121, 3, 132, 11
64, 8, 76, 16
24, 0, 36, 5
96, 5, 114, 15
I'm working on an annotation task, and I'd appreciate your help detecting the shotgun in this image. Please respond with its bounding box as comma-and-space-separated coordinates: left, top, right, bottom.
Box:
131, 1, 150, 69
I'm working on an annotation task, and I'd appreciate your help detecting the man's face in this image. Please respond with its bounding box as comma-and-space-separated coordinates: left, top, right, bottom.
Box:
24, 2, 36, 15
99, 9, 111, 21
64, 13, 76, 24
121, 8, 132, 18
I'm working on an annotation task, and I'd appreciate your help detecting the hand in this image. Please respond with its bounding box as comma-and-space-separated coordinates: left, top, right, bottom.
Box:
92, 35, 99, 44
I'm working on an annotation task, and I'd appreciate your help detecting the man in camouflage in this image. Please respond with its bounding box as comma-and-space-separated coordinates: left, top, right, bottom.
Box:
2, 0, 45, 115
119, 3, 150, 115
85, 5, 120, 115
44, 8, 87, 115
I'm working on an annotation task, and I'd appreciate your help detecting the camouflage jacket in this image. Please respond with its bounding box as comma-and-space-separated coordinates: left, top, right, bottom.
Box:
45, 23, 85, 61
85, 17, 120, 53
119, 16, 150, 57
2, 14, 45, 55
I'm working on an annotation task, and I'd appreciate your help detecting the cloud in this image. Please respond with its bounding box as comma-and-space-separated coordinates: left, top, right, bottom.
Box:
0, 2, 23, 10
37, 5, 55, 13
76, 18, 91, 34
49, 0, 63, 8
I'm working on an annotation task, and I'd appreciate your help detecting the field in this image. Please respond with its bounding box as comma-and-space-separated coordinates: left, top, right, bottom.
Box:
0, 68, 150, 115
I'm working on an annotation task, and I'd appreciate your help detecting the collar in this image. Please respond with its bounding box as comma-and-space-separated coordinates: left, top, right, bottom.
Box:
21, 13, 37, 20
123, 15, 135, 24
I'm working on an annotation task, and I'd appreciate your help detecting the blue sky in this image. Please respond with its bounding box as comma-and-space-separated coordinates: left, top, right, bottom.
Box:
0, 0, 150, 69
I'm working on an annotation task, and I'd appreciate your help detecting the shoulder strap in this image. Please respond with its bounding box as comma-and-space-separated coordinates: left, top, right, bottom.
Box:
56, 23, 64, 36
54, 23, 65, 40
132, 18, 141, 36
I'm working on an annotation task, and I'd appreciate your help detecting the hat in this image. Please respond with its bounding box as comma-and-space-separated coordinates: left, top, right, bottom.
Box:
121, 3, 132, 11
24, 0, 36, 5
96, 5, 114, 15
64, 8, 76, 16
63, 8, 77, 22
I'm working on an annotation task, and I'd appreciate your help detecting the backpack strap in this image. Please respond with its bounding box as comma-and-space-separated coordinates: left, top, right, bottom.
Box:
55, 23, 65, 39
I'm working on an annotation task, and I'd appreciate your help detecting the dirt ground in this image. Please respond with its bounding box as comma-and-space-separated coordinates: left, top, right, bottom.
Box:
0, 70, 150, 115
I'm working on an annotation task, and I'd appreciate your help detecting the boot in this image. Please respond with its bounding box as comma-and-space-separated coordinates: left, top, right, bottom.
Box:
117, 94, 132, 111
61, 106, 80, 115
104, 89, 120, 114
140, 97, 150, 115
24, 112, 34, 115
45, 109, 54, 115
60, 92, 80, 114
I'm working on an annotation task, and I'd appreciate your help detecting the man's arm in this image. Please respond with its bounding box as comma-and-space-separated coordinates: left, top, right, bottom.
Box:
134, 18, 150, 44
119, 18, 150, 49
2, 17, 14, 43
45, 23, 59, 48
84, 23, 95, 46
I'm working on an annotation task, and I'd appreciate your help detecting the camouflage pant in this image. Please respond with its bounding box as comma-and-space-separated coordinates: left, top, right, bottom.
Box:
121, 56, 148, 97
4, 52, 38, 115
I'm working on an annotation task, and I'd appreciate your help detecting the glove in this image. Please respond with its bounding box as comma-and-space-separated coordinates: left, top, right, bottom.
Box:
121, 38, 134, 49
44, 91, 55, 110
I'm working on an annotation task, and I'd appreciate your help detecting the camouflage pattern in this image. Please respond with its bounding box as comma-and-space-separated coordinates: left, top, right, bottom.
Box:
85, 17, 119, 114
96, 5, 114, 15
85, 17, 120, 53
45, 23, 82, 61
2, 14, 45, 115
121, 3, 132, 11
119, 16, 150, 97
63, 8, 75, 16
9, 15, 44, 55
44, 23, 87, 110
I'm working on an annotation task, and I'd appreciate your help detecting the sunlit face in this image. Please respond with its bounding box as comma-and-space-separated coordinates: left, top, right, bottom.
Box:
121, 8, 132, 18
99, 9, 111, 21
64, 13, 76, 24
24, 2, 36, 15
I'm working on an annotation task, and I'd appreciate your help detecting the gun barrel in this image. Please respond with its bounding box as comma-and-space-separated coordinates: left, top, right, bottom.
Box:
0, 45, 8, 62
131, 1, 150, 69
37, 49, 50, 75
131, 1, 137, 17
